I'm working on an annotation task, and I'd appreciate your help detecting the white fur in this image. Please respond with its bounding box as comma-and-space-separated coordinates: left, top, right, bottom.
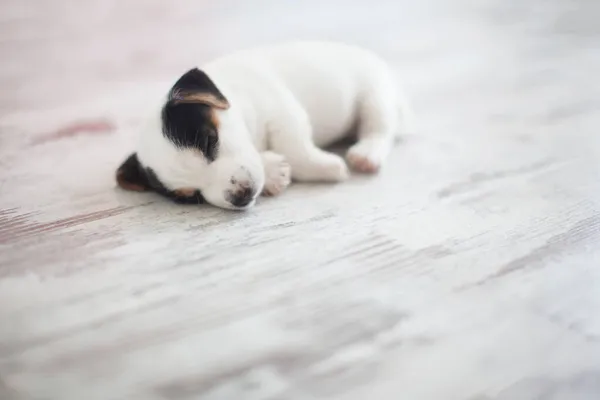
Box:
136, 41, 413, 210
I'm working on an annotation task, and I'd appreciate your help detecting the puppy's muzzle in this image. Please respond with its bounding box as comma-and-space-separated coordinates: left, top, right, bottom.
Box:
227, 182, 257, 208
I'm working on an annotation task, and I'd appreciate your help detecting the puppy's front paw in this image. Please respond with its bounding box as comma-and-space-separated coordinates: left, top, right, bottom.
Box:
261, 151, 291, 196
319, 154, 350, 182
346, 138, 390, 174
290, 152, 349, 183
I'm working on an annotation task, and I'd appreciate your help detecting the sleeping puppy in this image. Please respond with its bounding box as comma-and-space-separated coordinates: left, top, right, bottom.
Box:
116, 41, 413, 210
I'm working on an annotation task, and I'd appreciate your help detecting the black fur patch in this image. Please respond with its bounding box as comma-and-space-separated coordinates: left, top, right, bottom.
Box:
116, 153, 151, 192
144, 167, 205, 205
161, 68, 228, 162
116, 152, 206, 204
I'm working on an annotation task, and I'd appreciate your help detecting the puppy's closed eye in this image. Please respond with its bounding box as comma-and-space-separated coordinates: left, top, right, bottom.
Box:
203, 128, 218, 160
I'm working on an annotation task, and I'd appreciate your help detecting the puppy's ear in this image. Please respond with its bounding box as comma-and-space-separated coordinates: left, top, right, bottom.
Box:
169, 68, 230, 110
116, 153, 150, 192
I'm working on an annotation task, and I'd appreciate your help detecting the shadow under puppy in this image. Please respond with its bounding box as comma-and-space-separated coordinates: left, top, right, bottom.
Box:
116, 41, 414, 210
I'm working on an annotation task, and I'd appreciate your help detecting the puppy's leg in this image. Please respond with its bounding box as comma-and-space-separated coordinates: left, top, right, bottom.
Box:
346, 78, 413, 174
261, 151, 291, 196
269, 100, 349, 182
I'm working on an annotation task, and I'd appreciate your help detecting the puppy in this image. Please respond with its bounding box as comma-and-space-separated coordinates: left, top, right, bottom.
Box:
116, 41, 413, 210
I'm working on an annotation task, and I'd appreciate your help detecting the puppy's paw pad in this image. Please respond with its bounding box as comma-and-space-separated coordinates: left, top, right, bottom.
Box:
262, 153, 291, 197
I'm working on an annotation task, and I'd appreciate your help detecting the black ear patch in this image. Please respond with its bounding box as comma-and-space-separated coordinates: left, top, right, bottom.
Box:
116, 153, 150, 192
169, 68, 230, 109
161, 68, 227, 161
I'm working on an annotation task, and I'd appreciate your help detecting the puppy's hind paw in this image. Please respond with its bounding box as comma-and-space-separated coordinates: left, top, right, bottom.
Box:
346, 138, 390, 174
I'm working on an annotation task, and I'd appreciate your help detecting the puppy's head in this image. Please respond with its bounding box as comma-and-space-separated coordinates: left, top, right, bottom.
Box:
116, 68, 264, 210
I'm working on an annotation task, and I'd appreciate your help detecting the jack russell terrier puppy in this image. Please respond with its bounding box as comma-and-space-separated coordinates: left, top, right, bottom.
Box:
116, 41, 413, 210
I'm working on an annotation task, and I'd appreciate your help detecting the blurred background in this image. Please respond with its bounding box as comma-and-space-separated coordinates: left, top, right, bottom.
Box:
1, 1, 600, 399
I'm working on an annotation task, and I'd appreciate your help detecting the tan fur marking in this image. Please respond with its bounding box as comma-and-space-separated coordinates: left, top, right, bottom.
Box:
175, 92, 230, 110
210, 110, 220, 130
174, 188, 196, 197
116, 171, 147, 192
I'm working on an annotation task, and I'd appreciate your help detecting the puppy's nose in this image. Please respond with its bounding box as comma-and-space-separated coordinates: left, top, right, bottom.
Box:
229, 185, 256, 208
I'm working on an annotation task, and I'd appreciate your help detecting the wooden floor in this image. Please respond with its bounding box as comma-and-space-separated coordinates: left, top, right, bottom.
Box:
1, 0, 600, 399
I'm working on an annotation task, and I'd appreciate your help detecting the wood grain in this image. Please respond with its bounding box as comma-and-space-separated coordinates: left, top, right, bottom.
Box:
1, 0, 600, 399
